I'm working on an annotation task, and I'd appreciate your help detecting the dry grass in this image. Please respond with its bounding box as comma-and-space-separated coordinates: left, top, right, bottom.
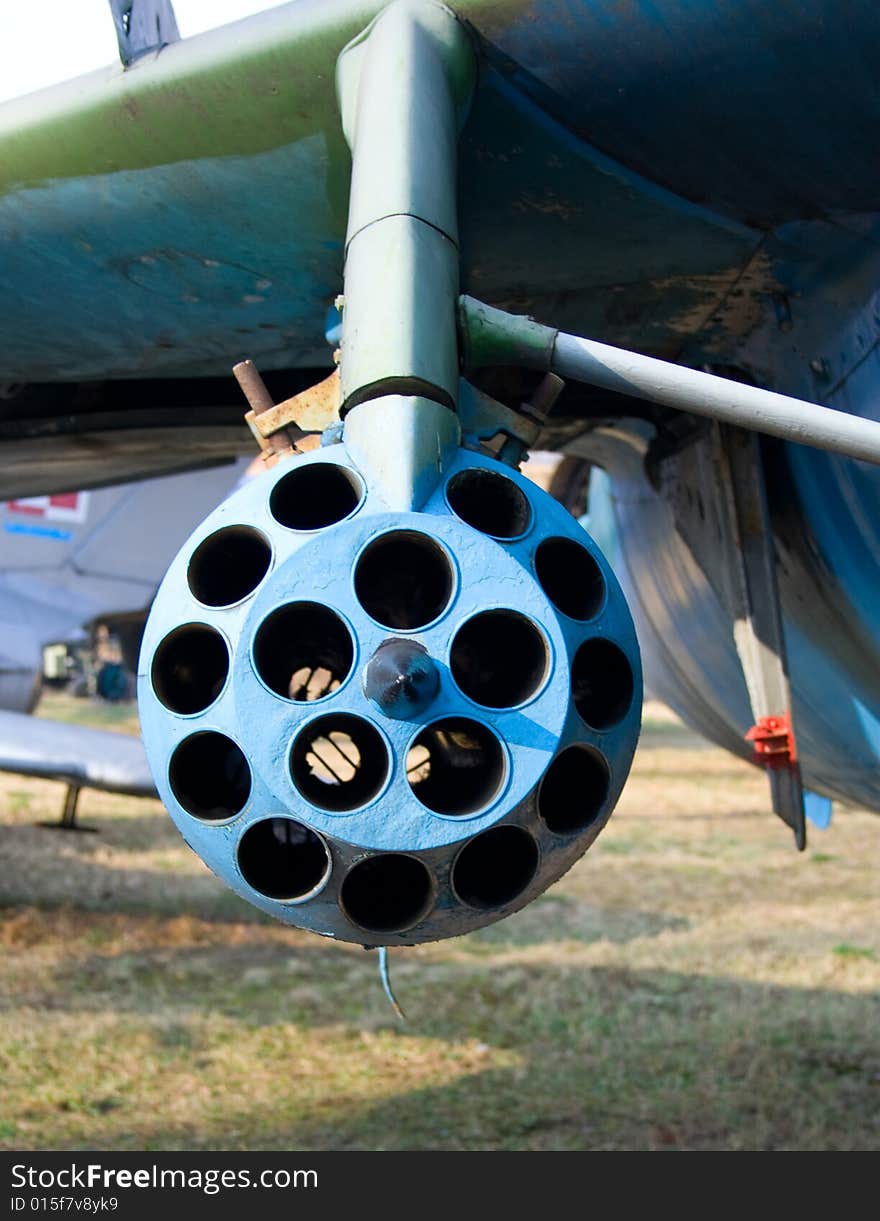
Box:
0, 694, 877, 1150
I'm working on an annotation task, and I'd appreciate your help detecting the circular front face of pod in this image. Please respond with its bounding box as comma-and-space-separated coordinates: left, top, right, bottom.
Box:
138, 446, 642, 946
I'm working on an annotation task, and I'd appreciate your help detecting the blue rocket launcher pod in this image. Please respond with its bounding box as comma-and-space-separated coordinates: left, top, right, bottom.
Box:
138, 415, 642, 946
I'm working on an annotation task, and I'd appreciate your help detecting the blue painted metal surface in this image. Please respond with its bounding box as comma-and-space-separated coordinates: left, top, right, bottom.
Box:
138, 441, 641, 944
479, 0, 880, 228
0, 142, 342, 379
0, 708, 154, 797
585, 422, 880, 814
804, 792, 833, 831
0, 0, 877, 829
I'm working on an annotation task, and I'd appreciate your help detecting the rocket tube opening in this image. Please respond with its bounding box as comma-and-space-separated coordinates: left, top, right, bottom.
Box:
253, 602, 354, 701
571, 638, 635, 730
270, 463, 363, 530
188, 526, 271, 607
340, 853, 433, 933
290, 713, 389, 812
407, 717, 504, 816
237, 817, 330, 901
538, 745, 610, 834
452, 825, 538, 909
169, 731, 251, 820
535, 537, 605, 621
450, 610, 547, 708
446, 468, 531, 539
354, 531, 453, 630
152, 623, 229, 715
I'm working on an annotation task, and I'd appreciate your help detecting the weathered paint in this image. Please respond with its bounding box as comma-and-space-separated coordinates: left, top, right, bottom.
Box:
3, 1, 880, 382
0, 0, 841, 383
0, 44, 761, 380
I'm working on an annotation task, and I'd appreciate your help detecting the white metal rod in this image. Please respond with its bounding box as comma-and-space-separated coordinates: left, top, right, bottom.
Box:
551, 331, 880, 465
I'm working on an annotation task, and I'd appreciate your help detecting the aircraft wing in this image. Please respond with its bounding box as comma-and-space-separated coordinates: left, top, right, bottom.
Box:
0, 709, 154, 797
0, 0, 840, 493
0, 0, 765, 385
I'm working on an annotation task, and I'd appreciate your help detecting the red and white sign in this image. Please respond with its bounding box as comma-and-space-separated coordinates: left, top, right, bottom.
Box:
4, 492, 89, 524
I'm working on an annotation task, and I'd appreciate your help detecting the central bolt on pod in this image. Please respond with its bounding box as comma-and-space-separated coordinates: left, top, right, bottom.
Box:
138, 416, 643, 946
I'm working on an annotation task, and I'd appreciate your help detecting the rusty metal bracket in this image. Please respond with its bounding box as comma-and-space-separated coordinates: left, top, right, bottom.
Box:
715, 424, 807, 849
233, 361, 342, 462
234, 361, 560, 471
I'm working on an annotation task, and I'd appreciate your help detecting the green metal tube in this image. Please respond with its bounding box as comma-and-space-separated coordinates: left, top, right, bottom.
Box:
336, 0, 476, 413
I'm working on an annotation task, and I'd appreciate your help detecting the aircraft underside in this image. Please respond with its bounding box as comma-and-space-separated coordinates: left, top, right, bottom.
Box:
1, 0, 878, 945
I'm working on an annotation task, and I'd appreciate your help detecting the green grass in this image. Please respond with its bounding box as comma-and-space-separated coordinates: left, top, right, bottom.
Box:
1, 699, 878, 1151
36, 690, 141, 735
832, 944, 876, 961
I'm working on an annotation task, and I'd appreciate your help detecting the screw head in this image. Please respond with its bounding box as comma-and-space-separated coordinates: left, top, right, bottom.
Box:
363, 638, 439, 720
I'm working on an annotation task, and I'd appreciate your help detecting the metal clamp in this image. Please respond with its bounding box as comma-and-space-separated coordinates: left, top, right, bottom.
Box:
233, 360, 341, 460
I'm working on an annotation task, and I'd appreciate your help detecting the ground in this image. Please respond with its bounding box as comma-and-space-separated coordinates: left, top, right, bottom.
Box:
0, 692, 877, 1151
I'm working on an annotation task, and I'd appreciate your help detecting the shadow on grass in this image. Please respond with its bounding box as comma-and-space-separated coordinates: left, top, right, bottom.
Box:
6, 810, 178, 847
12, 961, 875, 1152
0, 891, 691, 1024
0, 816, 256, 923
465, 894, 689, 947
